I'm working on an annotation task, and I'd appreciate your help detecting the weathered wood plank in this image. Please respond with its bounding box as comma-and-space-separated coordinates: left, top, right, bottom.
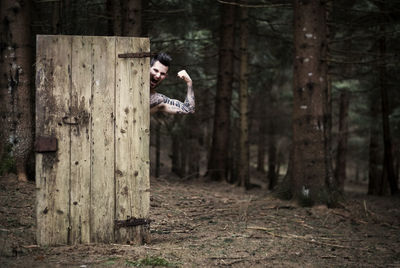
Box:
115, 37, 150, 244
69, 36, 92, 244
36, 35, 150, 245
35, 35, 72, 245
90, 36, 116, 243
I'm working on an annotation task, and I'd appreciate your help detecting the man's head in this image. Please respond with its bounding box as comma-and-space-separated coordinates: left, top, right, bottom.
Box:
150, 53, 172, 90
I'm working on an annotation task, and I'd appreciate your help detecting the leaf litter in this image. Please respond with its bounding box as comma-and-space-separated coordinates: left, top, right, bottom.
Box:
0, 174, 399, 267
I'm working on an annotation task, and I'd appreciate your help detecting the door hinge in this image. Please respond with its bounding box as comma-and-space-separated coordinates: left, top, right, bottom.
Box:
115, 216, 152, 228
118, 52, 155, 58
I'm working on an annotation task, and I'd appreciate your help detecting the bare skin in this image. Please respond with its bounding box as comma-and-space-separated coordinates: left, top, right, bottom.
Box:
150, 61, 195, 114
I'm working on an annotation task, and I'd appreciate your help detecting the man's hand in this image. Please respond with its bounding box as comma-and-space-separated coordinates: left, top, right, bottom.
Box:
177, 70, 192, 85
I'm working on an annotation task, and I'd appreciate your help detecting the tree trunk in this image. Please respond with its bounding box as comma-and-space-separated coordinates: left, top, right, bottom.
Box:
207, 2, 235, 181
256, 84, 269, 174
187, 138, 200, 179
378, 20, 398, 195
0, 0, 33, 181
51, 0, 61, 34
323, 0, 336, 197
292, 0, 331, 205
257, 130, 266, 173
394, 146, 399, 187
228, 118, 239, 184
122, 0, 142, 37
186, 115, 201, 179
155, 121, 161, 178
267, 121, 277, 190
179, 138, 187, 178
60, 0, 70, 34
171, 132, 181, 177
257, 102, 266, 173
368, 91, 382, 195
238, 3, 250, 189
107, 0, 123, 36
335, 90, 350, 193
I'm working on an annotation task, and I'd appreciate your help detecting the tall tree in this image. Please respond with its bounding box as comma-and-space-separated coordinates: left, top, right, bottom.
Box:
335, 90, 350, 192
107, 0, 122, 35
0, 0, 33, 181
291, 0, 333, 205
256, 89, 267, 174
377, 1, 398, 195
238, 2, 250, 188
267, 120, 278, 190
108, 0, 142, 36
51, 0, 61, 34
207, 1, 235, 181
368, 89, 383, 195
122, 0, 142, 36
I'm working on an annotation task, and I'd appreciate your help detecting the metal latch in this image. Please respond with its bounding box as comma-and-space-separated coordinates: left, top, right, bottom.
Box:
118, 52, 155, 58
62, 116, 79, 125
115, 216, 152, 228
35, 136, 58, 153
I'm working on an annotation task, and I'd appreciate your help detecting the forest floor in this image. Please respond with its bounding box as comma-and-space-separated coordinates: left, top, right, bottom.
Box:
0, 173, 400, 268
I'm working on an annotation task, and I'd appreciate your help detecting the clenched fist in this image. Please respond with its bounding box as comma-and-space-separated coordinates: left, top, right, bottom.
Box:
177, 70, 192, 85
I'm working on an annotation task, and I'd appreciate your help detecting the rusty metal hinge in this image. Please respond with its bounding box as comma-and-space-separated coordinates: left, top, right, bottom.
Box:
115, 217, 152, 228
118, 52, 155, 59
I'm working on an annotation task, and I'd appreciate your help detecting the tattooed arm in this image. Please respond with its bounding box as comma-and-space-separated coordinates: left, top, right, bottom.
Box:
150, 70, 195, 114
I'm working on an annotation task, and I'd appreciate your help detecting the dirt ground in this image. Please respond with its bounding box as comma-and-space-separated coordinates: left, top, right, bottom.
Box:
0, 173, 399, 268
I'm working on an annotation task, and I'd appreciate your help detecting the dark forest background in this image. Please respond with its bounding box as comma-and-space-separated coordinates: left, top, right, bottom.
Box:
1, 0, 400, 206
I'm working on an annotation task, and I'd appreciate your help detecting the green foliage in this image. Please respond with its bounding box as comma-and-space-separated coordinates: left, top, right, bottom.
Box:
125, 256, 173, 267
103, 257, 120, 265
0, 143, 16, 175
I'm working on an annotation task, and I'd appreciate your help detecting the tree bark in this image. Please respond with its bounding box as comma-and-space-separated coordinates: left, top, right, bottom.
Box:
155, 121, 161, 178
368, 91, 382, 195
256, 90, 267, 173
122, 0, 142, 37
323, 0, 336, 197
292, 0, 331, 205
107, 0, 122, 36
0, 0, 33, 181
267, 121, 277, 190
335, 90, 350, 193
378, 20, 398, 195
238, 2, 250, 189
51, 0, 61, 34
207, 2, 235, 181
171, 131, 182, 177
186, 116, 201, 179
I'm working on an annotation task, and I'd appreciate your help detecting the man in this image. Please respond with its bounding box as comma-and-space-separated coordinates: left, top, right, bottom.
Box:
150, 53, 195, 114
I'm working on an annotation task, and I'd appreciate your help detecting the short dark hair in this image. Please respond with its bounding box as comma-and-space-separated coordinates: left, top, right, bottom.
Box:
151, 53, 172, 67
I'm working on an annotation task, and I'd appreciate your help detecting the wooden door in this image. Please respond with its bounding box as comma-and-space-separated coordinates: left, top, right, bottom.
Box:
35, 35, 150, 246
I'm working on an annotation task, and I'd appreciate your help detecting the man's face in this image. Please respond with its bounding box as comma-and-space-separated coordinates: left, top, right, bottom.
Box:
150, 61, 168, 89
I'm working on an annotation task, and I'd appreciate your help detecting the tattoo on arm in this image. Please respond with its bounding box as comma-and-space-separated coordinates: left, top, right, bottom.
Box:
150, 85, 195, 114
184, 85, 195, 113
150, 93, 163, 108
161, 95, 191, 113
